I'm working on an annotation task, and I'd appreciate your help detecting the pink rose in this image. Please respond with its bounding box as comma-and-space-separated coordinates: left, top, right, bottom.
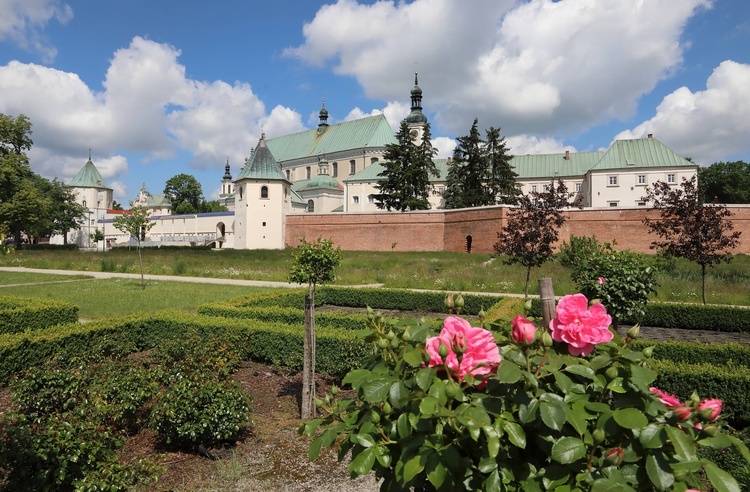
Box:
549, 294, 613, 356
425, 316, 501, 382
511, 314, 536, 346
598, 277, 606, 285
697, 398, 722, 422
649, 387, 682, 408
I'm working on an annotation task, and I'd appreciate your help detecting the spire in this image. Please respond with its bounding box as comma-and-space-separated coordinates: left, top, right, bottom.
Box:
88, 148, 92, 161
223, 158, 232, 180
406, 72, 428, 125
318, 99, 329, 129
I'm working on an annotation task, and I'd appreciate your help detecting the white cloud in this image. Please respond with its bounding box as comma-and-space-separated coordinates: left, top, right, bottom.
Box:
0, 36, 303, 185
287, 0, 712, 137
614, 60, 750, 165
0, 0, 72, 61
506, 135, 574, 156
431, 137, 455, 158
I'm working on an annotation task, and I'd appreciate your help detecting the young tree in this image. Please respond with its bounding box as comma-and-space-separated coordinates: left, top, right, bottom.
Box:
485, 126, 519, 205
376, 120, 438, 211
113, 205, 156, 290
163, 173, 204, 214
643, 175, 741, 304
494, 179, 573, 297
444, 119, 491, 209
289, 237, 342, 419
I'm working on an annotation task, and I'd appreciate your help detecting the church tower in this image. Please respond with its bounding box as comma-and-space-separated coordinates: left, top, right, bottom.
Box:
233, 133, 291, 249
405, 72, 428, 142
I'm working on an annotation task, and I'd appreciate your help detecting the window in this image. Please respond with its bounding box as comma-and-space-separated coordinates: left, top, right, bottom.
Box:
82, 200, 87, 207
332, 162, 338, 177
350, 161, 356, 175
352, 195, 359, 205
260, 186, 269, 199
608, 175, 618, 186
637, 174, 646, 185
306, 166, 311, 180
542, 184, 550, 192
285, 170, 290, 180
608, 201, 618, 207
307, 200, 314, 212
371, 157, 379, 165
239, 186, 243, 200
575, 183, 581, 192
531, 185, 537, 193
367, 195, 375, 204
667, 174, 676, 183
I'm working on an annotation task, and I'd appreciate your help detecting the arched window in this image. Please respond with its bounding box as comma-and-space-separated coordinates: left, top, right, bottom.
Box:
371, 157, 379, 165
332, 162, 338, 177
349, 160, 356, 175
306, 166, 311, 180
82, 200, 87, 207
261, 186, 269, 199
307, 200, 314, 212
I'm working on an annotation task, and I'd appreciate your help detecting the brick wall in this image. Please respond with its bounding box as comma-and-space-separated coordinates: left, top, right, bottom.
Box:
285, 205, 750, 255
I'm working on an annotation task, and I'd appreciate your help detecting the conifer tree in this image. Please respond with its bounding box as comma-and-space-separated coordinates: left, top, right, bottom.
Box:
376, 120, 437, 211
485, 126, 519, 204
443, 119, 489, 209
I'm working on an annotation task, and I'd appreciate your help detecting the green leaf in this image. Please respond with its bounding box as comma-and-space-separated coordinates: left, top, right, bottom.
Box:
592, 479, 636, 492
349, 447, 376, 476
426, 455, 448, 489
403, 454, 426, 483
519, 399, 539, 424
343, 369, 371, 389
495, 360, 523, 383
638, 424, 664, 449
353, 433, 377, 448
565, 364, 596, 380
613, 408, 648, 430
554, 372, 574, 393
403, 347, 425, 367
541, 400, 567, 431
363, 378, 391, 403
628, 364, 657, 388
504, 421, 527, 449
607, 377, 627, 393
565, 405, 588, 436
419, 396, 438, 416
389, 381, 408, 407
729, 435, 750, 464
415, 367, 436, 392
397, 412, 411, 439
484, 426, 501, 458
485, 470, 502, 491
428, 379, 447, 406
665, 426, 696, 461
478, 456, 498, 474
309, 436, 324, 461
646, 453, 674, 491
551, 437, 586, 464
704, 462, 741, 492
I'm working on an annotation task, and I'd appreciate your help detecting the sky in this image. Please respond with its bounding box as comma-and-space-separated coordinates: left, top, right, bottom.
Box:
0, 0, 749, 205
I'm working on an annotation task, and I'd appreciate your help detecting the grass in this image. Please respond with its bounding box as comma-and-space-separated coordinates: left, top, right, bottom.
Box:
2, 277, 275, 319
0, 271, 91, 285
1, 248, 748, 306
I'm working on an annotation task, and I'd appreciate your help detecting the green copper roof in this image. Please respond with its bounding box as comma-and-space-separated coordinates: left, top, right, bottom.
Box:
69, 158, 111, 189
591, 137, 695, 171
290, 189, 306, 206
145, 194, 171, 207
265, 114, 397, 163
236, 135, 287, 181
510, 152, 604, 179
345, 158, 449, 183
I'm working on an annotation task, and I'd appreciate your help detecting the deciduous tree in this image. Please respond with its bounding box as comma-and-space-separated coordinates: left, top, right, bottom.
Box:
164, 174, 204, 214
494, 179, 573, 297
289, 237, 342, 419
698, 160, 750, 204
643, 175, 741, 304
376, 120, 438, 211
113, 205, 156, 290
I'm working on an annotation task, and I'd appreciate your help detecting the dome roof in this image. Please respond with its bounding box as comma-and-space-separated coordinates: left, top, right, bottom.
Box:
303, 173, 340, 190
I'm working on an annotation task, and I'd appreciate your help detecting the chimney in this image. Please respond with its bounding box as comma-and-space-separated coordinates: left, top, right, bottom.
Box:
564, 150, 570, 161
647, 133, 653, 138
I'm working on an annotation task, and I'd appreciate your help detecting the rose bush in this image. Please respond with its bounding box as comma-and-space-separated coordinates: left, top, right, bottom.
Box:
302, 295, 749, 491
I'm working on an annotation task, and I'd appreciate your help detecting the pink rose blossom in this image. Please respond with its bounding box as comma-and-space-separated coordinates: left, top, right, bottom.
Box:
425, 316, 501, 382
649, 387, 682, 408
598, 277, 606, 285
549, 294, 613, 356
511, 314, 536, 346
697, 398, 723, 421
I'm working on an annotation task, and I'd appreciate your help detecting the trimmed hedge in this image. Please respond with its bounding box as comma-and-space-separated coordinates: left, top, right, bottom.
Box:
0, 295, 79, 335
0, 311, 369, 384
318, 287, 500, 315
631, 339, 750, 367
197, 304, 370, 331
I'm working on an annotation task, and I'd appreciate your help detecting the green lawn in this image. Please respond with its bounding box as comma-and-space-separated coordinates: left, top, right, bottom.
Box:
2, 277, 274, 319
0, 271, 91, 285
1, 248, 748, 306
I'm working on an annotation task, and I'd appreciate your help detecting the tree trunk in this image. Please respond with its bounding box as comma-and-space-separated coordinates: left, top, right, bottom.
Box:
538, 277, 555, 328
701, 263, 707, 305
524, 266, 532, 298
301, 286, 316, 419
137, 243, 145, 290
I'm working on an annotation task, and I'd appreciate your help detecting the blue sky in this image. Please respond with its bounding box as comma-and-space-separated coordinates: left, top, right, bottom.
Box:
1, 0, 748, 205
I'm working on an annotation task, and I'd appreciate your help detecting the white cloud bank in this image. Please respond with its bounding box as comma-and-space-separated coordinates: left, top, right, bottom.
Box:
0, 0, 72, 61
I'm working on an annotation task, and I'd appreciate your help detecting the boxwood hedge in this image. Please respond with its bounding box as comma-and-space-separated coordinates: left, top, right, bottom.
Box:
0, 295, 79, 335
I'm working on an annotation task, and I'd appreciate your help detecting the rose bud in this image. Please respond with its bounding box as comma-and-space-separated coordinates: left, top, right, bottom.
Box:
697, 398, 722, 422
454, 294, 465, 309
511, 314, 536, 347
445, 294, 455, 311
604, 448, 624, 466
598, 277, 606, 286
438, 342, 449, 358
626, 325, 640, 340
541, 331, 553, 348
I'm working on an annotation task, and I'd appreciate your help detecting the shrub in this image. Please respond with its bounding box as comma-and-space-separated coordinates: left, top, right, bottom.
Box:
149, 378, 252, 447
10, 364, 83, 416
303, 296, 750, 491
152, 330, 242, 382
558, 234, 602, 268
0, 295, 78, 334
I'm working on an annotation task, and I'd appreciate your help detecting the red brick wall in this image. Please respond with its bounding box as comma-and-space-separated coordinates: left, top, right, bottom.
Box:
285, 205, 750, 255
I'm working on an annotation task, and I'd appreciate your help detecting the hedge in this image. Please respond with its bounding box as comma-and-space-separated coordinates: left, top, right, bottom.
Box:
318, 287, 500, 315
0, 295, 79, 335
197, 304, 370, 331
631, 339, 750, 368
0, 311, 369, 384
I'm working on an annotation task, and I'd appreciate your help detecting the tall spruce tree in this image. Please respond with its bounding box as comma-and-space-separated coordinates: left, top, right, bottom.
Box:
485, 126, 519, 204
443, 119, 489, 209
376, 120, 437, 211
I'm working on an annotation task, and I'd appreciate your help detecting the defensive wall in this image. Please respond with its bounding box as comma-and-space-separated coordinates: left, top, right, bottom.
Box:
285, 205, 750, 255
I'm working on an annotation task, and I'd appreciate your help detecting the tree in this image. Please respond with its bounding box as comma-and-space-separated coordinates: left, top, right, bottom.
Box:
643, 175, 741, 304
112, 200, 124, 210
163, 174, 204, 214
113, 205, 156, 290
42, 177, 86, 245
698, 161, 750, 204
200, 199, 228, 213
494, 179, 573, 297
0, 113, 34, 248
444, 119, 517, 209
376, 120, 438, 211
289, 237, 342, 419
485, 126, 519, 205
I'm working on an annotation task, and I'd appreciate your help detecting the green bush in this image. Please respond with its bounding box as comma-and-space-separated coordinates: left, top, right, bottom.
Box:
557, 234, 602, 268
635, 303, 750, 332
631, 339, 750, 367
153, 330, 242, 382
149, 378, 252, 447
10, 364, 82, 416
0, 295, 78, 334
